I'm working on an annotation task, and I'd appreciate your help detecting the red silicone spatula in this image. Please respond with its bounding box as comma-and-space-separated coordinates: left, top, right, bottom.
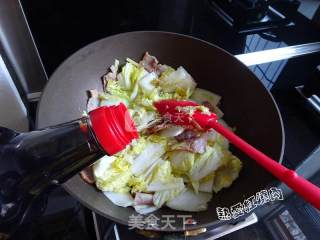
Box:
154, 99, 320, 209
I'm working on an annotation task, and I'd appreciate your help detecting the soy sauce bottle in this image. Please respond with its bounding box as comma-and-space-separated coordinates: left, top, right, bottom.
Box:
0, 104, 137, 237
0, 118, 103, 236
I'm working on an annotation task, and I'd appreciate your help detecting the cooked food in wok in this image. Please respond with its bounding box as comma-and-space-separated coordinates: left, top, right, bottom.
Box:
85, 53, 242, 214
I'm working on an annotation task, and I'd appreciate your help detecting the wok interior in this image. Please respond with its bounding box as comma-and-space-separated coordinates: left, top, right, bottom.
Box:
37, 32, 284, 231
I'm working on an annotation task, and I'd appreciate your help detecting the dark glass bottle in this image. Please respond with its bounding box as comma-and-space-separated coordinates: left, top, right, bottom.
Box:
0, 118, 104, 235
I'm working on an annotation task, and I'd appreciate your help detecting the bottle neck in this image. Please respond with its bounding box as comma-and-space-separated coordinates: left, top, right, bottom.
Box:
0, 118, 104, 234
19, 118, 104, 192
1, 117, 104, 203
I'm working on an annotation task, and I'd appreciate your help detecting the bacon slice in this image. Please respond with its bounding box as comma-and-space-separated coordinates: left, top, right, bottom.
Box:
139, 52, 159, 73
134, 193, 154, 206
202, 101, 215, 112
172, 133, 208, 154
139, 52, 168, 76
102, 60, 119, 90
175, 130, 199, 141
144, 119, 171, 135
80, 165, 95, 184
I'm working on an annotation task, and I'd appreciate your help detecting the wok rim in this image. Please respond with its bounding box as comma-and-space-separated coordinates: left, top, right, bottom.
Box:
36, 30, 285, 232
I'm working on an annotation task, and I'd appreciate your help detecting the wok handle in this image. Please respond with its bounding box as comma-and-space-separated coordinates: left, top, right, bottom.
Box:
209, 121, 320, 209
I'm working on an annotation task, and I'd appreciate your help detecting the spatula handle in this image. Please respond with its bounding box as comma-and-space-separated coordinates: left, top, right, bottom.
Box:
210, 121, 320, 209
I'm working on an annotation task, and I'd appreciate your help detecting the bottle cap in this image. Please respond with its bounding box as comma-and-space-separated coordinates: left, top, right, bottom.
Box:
89, 103, 138, 155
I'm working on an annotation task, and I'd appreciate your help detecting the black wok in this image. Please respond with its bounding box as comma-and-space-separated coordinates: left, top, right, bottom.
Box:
36, 31, 284, 231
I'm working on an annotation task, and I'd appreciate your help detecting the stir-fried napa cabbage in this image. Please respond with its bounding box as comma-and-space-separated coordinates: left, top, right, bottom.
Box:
88, 53, 242, 214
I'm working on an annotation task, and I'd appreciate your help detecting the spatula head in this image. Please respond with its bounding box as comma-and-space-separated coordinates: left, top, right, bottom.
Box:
89, 103, 138, 155
154, 99, 218, 130
154, 99, 199, 115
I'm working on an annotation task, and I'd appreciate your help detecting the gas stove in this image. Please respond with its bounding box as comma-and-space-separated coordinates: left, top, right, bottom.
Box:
207, 0, 300, 34
93, 212, 259, 240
